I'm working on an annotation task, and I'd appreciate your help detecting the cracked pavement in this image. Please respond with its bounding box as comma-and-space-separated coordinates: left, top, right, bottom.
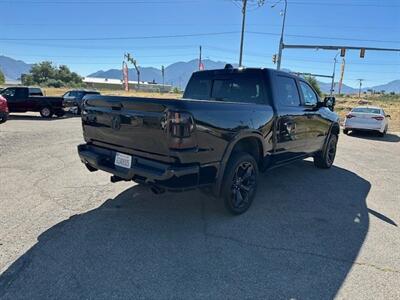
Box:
1, 113, 399, 299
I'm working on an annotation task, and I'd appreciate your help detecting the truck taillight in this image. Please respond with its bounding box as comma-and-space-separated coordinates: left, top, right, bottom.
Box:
166, 111, 196, 149
372, 116, 384, 121
167, 111, 194, 138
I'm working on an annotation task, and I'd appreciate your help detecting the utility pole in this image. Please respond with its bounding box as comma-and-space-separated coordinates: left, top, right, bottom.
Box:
272, 0, 287, 70
122, 60, 129, 92
239, 0, 247, 67
161, 65, 165, 91
330, 52, 339, 96
357, 79, 364, 98
338, 58, 346, 95
125, 53, 140, 91
199, 46, 204, 70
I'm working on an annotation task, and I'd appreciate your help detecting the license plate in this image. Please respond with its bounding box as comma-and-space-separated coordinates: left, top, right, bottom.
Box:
114, 152, 132, 169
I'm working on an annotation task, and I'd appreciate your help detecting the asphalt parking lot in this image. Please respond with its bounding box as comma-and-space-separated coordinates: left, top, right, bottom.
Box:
1, 113, 399, 299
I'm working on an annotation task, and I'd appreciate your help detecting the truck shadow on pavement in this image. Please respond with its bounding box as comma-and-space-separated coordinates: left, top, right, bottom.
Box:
8, 113, 79, 121
0, 161, 373, 299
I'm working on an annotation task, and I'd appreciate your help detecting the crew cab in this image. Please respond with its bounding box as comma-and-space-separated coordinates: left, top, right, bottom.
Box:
78, 67, 340, 214
0, 87, 65, 118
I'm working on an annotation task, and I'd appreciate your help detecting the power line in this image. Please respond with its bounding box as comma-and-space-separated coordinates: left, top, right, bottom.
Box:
1, 31, 398, 44
0, 0, 203, 4
248, 31, 400, 44
0, 31, 239, 41
2, 23, 398, 31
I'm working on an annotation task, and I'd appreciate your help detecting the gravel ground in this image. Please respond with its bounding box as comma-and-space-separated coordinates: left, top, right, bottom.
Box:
1, 113, 399, 299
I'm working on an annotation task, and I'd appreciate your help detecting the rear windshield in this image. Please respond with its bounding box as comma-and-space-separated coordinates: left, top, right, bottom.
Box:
184, 72, 266, 104
352, 107, 381, 114
29, 88, 43, 96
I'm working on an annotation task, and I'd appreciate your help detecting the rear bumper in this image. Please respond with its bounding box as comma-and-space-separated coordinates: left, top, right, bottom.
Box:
78, 143, 219, 191
344, 121, 384, 132
63, 101, 78, 108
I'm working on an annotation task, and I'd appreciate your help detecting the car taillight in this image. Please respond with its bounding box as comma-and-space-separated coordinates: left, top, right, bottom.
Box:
167, 111, 194, 138
166, 111, 196, 149
372, 116, 384, 121
346, 114, 355, 119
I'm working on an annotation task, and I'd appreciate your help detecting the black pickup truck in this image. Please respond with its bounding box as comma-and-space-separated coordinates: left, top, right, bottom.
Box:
78, 67, 340, 214
0, 87, 65, 118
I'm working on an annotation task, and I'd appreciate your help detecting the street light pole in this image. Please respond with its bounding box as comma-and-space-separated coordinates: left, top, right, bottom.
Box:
239, 0, 248, 67
275, 0, 287, 70
330, 52, 339, 96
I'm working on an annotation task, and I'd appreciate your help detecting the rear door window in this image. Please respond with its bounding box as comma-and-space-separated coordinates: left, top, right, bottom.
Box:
211, 74, 265, 104
276, 76, 300, 107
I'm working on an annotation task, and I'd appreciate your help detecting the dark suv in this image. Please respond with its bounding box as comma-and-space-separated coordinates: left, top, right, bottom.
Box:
63, 90, 100, 114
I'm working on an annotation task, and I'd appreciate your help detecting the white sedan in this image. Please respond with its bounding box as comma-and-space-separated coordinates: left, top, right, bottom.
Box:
343, 106, 390, 137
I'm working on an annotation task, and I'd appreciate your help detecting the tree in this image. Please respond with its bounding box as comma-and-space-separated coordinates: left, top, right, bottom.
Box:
0, 69, 5, 85
304, 75, 322, 97
21, 61, 83, 87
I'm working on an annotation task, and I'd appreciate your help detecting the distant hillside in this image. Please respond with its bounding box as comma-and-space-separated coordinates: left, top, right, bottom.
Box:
0, 55, 32, 81
368, 80, 400, 93
318, 81, 357, 94
88, 59, 236, 88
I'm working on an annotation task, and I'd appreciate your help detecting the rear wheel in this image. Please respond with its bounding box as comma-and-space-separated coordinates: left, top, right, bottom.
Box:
55, 111, 65, 118
314, 134, 338, 169
221, 152, 258, 215
0, 115, 7, 124
378, 126, 387, 137
40, 107, 53, 118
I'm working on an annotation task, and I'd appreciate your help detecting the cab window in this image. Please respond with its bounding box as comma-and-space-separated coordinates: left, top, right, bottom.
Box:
211, 74, 265, 104
299, 81, 318, 106
276, 76, 300, 107
1, 88, 16, 98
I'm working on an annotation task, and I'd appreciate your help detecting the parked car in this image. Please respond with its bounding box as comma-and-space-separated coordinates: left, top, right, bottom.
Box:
0, 87, 65, 118
0, 95, 9, 123
78, 66, 340, 215
63, 90, 100, 114
343, 106, 390, 137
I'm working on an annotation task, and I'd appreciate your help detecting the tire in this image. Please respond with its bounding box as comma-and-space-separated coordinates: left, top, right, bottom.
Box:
0, 115, 7, 124
40, 107, 53, 118
314, 134, 338, 169
55, 111, 65, 118
378, 126, 387, 137
343, 128, 349, 135
221, 152, 258, 215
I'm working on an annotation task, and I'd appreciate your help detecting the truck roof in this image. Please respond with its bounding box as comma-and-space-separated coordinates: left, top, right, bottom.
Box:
192, 66, 298, 79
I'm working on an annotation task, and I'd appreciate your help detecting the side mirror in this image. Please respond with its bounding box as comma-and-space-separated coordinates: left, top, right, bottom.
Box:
323, 96, 336, 111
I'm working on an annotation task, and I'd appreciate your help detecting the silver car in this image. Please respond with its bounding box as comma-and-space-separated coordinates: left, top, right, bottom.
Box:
343, 106, 390, 137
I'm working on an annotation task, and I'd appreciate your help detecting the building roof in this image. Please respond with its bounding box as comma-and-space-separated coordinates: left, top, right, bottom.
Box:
83, 77, 171, 87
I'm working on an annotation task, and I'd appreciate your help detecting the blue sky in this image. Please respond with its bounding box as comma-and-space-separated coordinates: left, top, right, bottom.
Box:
0, 0, 399, 87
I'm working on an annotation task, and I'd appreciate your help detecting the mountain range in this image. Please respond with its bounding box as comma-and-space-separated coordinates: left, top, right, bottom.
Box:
89, 59, 235, 88
0, 55, 32, 81
1, 55, 399, 94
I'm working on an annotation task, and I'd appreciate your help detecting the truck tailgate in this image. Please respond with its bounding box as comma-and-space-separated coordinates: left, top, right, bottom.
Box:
82, 96, 184, 161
